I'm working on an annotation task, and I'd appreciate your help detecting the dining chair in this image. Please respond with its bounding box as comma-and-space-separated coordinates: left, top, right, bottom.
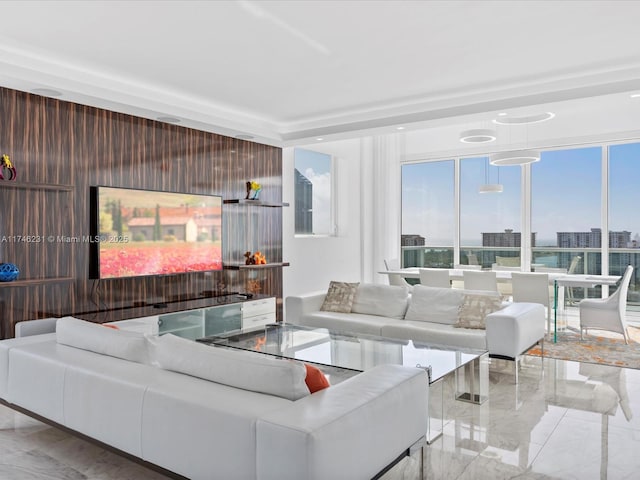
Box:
579, 265, 634, 344
467, 253, 480, 266
384, 258, 400, 271
566, 255, 583, 305
463, 270, 498, 292
418, 268, 451, 288
453, 264, 481, 288
384, 258, 413, 290
489, 264, 518, 299
511, 272, 552, 331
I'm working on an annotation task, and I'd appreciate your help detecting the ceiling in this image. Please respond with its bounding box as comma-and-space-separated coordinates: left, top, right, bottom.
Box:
1, 0, 639, 148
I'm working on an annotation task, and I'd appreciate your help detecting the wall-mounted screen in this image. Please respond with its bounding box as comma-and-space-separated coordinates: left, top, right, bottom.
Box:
90, 186, 223, 279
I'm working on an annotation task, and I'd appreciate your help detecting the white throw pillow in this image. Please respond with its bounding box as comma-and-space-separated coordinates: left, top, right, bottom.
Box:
404, 285, 466, 324
404, 286, 501, 324
56, 316, 149, 364
154, 334, 310, 401
351, 284, 409, 319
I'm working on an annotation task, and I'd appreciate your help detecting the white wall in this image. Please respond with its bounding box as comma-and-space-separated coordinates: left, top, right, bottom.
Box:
281, 115, 640, 319
282, 135, 404, 311
282, 138, 364, 300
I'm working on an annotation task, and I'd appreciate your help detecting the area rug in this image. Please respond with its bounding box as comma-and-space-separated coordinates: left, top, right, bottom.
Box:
526, 326, 640, 369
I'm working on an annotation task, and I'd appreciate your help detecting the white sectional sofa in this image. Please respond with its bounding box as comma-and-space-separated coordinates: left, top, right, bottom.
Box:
286, 283, 546, 362
0, 317, 428, 480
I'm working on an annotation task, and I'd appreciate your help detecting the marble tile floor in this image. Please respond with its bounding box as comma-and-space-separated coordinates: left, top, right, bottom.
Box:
385, 356, 640, 480
2, 356, 640, 479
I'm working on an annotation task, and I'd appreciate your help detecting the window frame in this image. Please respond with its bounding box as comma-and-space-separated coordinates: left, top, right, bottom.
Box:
294, 148, 337, 237
399, 139, 640, 282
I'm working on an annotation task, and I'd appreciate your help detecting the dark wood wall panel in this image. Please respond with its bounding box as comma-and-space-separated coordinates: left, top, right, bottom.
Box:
0, 87, 284, 338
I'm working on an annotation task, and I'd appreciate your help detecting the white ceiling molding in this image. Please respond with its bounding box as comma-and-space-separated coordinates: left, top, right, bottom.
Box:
0, 43, 282, 146
3, 47, 639, 148
1, 1, 640, 147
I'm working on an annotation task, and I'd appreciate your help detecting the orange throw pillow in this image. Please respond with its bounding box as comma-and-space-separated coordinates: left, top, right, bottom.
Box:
103, 324, 120, 330
304, 363, 330, 393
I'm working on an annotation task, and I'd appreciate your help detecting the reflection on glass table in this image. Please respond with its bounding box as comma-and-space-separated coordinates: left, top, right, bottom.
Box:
197, 323, 489, 443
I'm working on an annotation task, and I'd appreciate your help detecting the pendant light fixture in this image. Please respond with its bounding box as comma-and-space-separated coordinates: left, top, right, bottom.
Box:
488, 110, 552, 166
490, 149, 540, 166
460, 128, 497, 144
478, 158, 503, 193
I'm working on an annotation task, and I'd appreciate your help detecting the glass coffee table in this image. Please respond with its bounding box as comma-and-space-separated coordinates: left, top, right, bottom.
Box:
197, 323, 488, 443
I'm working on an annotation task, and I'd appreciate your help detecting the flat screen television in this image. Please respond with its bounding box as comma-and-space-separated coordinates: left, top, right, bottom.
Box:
90, 186, 223, 279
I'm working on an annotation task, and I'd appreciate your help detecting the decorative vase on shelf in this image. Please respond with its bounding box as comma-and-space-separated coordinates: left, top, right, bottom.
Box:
0, 154, 17, 181
0, 263, 19, 282
250, 187, 261, 200
245, 180, 262, 200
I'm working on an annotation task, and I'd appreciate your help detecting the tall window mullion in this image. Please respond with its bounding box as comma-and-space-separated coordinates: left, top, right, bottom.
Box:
608, 142, 640, 308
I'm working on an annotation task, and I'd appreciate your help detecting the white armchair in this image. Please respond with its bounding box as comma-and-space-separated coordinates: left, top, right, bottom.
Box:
579, 265, 634, 344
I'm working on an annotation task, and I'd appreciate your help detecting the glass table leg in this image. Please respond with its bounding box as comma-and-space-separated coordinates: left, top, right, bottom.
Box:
455, 353, 489, 405
426, 378, 443, 444
554, 280, 558, 343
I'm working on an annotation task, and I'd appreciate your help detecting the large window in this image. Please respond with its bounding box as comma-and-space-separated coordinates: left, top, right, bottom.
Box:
400, 141, 640, 310
294, 148, 333, 235
609, 142, 640, 304
460, 156, 521, 268
401, 160, 454, 267
531, 147, 602, 281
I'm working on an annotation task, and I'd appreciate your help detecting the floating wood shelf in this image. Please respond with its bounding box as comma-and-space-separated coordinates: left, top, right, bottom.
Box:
224, 262, 290, 270
224, 199, 289, 207
0, 277, 74, 287
0, 182, 74, 192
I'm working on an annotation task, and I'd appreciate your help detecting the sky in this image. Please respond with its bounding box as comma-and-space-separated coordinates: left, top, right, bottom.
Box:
402, 142, 640, 247
294, 148, 332, 235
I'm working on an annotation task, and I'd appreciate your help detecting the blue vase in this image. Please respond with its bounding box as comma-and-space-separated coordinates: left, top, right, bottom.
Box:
0, 263, 19, 282
250, 187, 261, 200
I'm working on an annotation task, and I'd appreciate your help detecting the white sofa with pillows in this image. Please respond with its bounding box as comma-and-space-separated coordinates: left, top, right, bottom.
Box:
286, 282, 545, 361
0, 316, 428, 480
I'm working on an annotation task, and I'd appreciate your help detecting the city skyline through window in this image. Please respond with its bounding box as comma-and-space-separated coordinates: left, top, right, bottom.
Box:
460, 156, 521, 246
294, 148, 333, 236
531, 146, 602, 246
401, 141, 640, 301
402, 142, 639, 249
610, 142, 640, 246
402, 160, 454, 246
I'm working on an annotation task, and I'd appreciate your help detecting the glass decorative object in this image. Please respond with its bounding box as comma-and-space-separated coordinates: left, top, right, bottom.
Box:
245, 180, 262, 200
0, 263, 19, 282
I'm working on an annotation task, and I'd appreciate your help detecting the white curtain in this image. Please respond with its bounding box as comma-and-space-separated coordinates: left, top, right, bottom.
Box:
360, 134, 404, 284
